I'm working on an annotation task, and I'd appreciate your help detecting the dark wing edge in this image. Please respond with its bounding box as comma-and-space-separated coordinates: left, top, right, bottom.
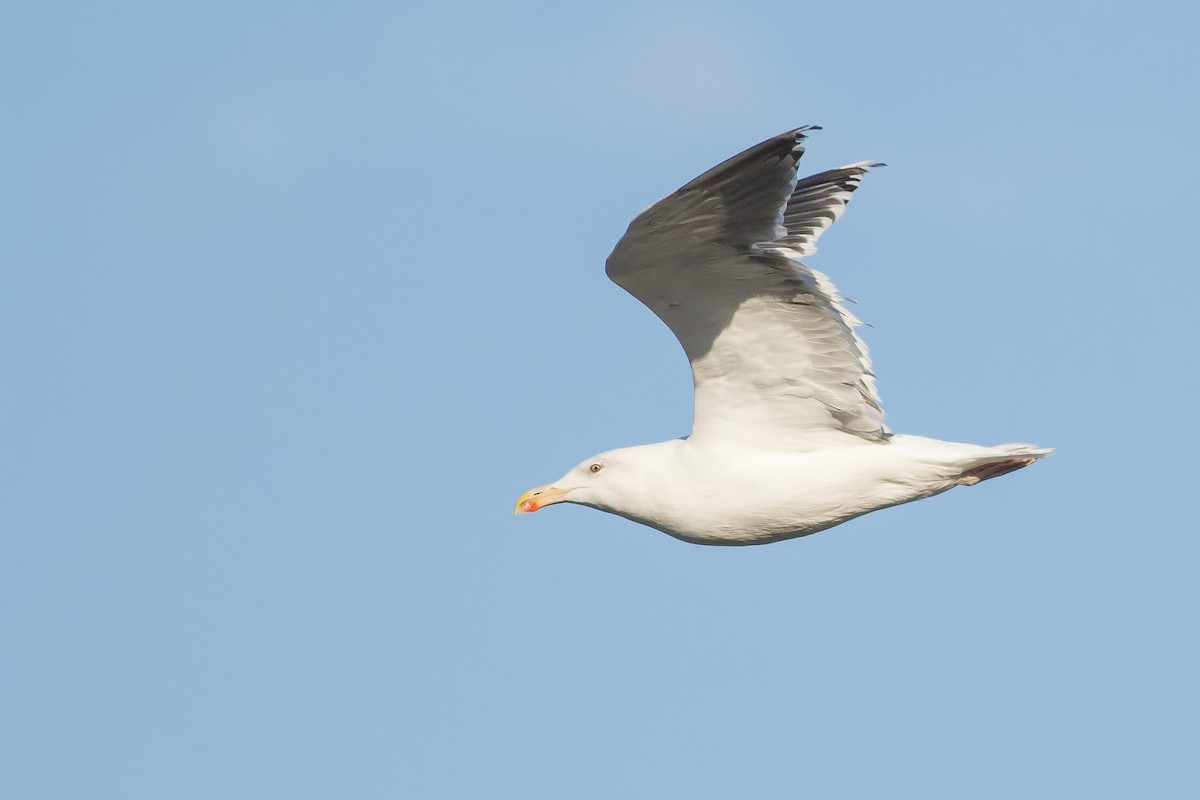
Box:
779, 161, 886, 257
607, 128, 884, 284
606, 127, 820, 281
676, 125, 821, 194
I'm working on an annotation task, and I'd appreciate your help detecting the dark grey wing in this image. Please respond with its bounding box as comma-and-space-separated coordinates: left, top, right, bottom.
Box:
608, 126, 818, 268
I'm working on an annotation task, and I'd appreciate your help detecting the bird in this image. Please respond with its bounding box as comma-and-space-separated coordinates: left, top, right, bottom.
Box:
514, 127, 1050, 546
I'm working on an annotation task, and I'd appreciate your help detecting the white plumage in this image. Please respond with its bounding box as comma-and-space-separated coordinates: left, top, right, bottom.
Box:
516, 127, 1050, 545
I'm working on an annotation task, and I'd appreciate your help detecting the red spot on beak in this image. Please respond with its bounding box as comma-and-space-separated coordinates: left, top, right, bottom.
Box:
521, 499, 539, 513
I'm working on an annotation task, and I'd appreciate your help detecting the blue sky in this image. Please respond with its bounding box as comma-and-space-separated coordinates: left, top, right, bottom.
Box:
3, 1, 1198, 797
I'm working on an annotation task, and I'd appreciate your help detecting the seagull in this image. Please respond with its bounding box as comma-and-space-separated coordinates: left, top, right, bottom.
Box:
515, 127, 1050, 546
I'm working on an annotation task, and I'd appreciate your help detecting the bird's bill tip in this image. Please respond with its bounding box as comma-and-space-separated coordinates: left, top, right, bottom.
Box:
514, 485, 569, 514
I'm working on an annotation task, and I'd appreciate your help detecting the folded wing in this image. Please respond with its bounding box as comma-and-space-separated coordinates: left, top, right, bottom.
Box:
605, 128, 887, 449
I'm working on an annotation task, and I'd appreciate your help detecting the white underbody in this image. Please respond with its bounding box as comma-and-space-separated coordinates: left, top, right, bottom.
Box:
584, 435, 1047, 546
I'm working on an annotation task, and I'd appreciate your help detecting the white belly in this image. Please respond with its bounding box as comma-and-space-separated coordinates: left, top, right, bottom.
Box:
623, 436, 987, 546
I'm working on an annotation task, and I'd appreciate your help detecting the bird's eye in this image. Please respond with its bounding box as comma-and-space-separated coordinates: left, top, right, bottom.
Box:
589, 462, 604, 474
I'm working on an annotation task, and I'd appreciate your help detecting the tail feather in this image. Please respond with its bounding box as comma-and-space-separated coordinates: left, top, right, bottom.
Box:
958, 443, 1052, 486
995, 442, 1054, 458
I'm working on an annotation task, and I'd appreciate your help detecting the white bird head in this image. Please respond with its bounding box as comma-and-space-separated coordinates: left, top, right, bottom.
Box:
514, 442, 680, 518
513, 451, 620, 515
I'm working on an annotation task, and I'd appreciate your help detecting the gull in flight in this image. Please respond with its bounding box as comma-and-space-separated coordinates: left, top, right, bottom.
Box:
515, 127, 1050, 545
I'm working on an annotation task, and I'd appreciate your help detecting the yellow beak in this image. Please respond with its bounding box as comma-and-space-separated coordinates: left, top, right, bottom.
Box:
514, 484, 571, 514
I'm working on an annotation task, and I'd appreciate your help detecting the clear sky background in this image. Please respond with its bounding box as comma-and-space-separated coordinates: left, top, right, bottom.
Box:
3, 1, 1198, 797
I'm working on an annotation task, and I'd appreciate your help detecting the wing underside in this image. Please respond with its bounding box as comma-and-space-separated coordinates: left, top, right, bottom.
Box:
605, 128, 888, 449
